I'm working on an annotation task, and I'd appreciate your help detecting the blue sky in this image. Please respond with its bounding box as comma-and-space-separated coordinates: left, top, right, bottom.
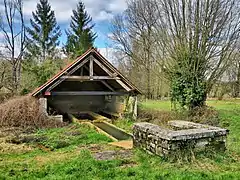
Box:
21, 0, 127, 48
0, 0, 127, 60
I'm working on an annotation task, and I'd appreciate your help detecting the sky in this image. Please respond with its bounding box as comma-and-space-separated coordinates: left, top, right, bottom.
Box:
0, 0, 128, 60
22, 0, 127, 48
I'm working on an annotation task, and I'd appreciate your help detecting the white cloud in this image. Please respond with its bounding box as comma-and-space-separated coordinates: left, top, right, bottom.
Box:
22, 0, 127, 23
0, 0, 126, 50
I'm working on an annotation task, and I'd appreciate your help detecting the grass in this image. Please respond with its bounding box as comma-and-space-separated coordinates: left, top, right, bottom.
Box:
1, 149, 240, 179
0, 100, 240, 179
0, 123, 113, 179
140, 99, 171, 110
34, 123, 112, 150
113, 118, 134, 133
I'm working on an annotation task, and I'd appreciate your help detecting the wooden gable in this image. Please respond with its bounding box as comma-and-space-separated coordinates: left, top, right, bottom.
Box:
32, 48, 141, 97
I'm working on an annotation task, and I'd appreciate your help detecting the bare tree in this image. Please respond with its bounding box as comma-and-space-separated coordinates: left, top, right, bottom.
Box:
0, 0, 26, 93
110, 0, 163, 99
226, 50, 240, 97
154, 0, 240, 108
0, 61, 6, 89
110, 0, 240, 108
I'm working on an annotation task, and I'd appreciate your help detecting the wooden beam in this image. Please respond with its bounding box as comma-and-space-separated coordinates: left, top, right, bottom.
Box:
83, 66, 115, 92
100, 80, 115, 91
92, 58, 131, 91
46, 57, 89, 91
68, 57, 89, 75
61, 76, 120, 81
89, 56, 93, 77
51, 91, 128, 96
116, 79, 132, 91
93, 58, 114, 76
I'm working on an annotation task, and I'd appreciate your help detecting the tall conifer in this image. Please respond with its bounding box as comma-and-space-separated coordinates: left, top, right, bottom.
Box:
65, 1, 96, 58
26, 0, 61, 62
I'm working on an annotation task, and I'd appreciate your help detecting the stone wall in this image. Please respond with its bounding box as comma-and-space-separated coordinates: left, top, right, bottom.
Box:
39, 98, 63, 122
133, 121, 229, 157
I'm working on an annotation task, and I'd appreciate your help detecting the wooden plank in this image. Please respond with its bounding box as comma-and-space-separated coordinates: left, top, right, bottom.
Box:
51, 91, 128, 96
93, 58, 114, 76
100, 80, 115, 91
90, 56, 93, 77
92, 57, 131, 91
46, 57, 89, 91
83, 66, 115, 92
61, 76, 120, 81
116, 79, 132, 91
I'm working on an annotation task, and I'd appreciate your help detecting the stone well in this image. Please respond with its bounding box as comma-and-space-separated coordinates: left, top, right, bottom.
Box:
133, 121, 229, 157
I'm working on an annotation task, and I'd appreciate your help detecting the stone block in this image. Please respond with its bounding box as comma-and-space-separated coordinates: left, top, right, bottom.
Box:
133, 121, 229, 158
50, 115, 63, 123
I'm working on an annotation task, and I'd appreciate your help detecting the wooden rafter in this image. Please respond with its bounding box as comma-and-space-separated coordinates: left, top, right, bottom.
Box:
93, 57, 132, 92
46, 57, 89, 92
83, 66, 115, 92
93, 58, 114, 76
116, 79, 132, 92
50, 91, 128, 96
61, 76, 120, 81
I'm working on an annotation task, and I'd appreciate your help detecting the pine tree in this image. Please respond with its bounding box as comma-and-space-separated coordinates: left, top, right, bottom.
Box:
65, 1, 97, 58
26, 0, 61, 62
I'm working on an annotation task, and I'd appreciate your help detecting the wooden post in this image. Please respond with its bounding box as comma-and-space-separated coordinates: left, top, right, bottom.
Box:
90, 56, 93, 79
133, 96, 138, 120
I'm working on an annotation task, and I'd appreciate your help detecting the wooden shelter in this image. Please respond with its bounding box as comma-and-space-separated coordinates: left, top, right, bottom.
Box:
32, 48, 141, 118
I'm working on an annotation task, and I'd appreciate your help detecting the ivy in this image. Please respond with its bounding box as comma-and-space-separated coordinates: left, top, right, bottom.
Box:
170, 71, 207, 110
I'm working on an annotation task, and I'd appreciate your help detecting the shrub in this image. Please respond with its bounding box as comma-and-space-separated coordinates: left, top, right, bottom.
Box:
0, 96, 66, 129
0, 93, 13, 104
138, 105, 220, 127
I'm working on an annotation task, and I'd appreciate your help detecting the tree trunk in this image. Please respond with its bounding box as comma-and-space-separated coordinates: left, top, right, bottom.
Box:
11, 62, 21, 94
12, 65, 18, 94
147, 67, 151, 99
235, 63, 240, 97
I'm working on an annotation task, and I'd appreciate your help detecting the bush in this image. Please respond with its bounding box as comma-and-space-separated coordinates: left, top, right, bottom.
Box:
187, 106, 220, 126
0, 96, 65, 129
138, 108, 179, 127
138, 105, 220, 127
0, 93, 13, 104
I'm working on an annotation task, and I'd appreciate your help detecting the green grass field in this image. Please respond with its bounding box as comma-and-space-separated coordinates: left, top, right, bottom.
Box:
0, 100, 240, 179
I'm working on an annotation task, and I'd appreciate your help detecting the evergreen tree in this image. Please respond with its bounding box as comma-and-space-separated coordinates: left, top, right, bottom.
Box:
26, 0, 61, 62
65, 1, 97, 58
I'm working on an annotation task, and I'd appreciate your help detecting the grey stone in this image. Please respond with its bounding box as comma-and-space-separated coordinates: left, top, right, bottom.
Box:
133, 121, 229, 158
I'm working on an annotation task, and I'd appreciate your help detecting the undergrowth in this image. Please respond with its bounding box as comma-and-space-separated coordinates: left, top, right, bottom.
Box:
0, 96, 66, 129
5, 123, 112, 152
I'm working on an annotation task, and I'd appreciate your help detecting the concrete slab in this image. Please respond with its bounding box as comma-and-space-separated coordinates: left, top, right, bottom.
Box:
109, 140, 133, 149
